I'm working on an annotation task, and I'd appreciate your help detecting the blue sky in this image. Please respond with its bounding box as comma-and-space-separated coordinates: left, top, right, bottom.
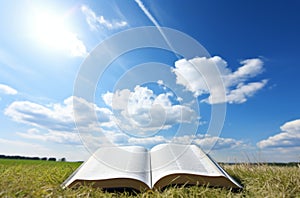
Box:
0, 0, 299, 162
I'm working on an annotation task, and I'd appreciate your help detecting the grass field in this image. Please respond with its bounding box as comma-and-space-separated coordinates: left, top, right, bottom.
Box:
0, 159, 299, 197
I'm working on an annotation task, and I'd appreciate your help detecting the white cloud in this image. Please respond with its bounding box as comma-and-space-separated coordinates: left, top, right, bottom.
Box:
173, 56, 226, 97
280, 119, 300, 132
157, 80, 164, 86
134, 0, 160, 28
255, 148, 300, 162
3, 92, 243, 154
39, 27, 87, 57
3, 93, 247, 159
102, 89, 131, 110
5, 96, 113, 131
0, 137, 51, 156
50, 31, 87, 57
97, 131, 243, 151
65, 33, 87, 57
225, 80, 268, 104
102, 85, 197, 135
17, 128, 81, 145
0, 83, 17, 95
72, 96, 113, 128
4, 96, 114, 145
134, 0, 174, 51
172, 134, 244, 150
5, 98, 74, 131
172, 56, 267, 104
3, 93, 189, 149
128, 135, 166, 147
81, 5, 127, 31
195, 135, 243, 150
225, 58, 264, 86
257, 119, 300, 149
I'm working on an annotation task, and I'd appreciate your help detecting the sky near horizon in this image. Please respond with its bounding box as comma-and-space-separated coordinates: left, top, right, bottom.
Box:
0, 0, 299, 162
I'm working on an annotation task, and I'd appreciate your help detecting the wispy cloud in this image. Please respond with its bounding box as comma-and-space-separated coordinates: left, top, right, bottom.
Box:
0, 48, 36, 76
172, 134, 244, 150
128, 135, 167, 147
4, 96, 114, 145
4, 96, 113, 132
17, 128, 81, 145
172, 56, 267, 104
134, 0, 176, 57
0, 83, 17, 95
0, 137, 89, 161
96, 130, 244, 151
0, 137, 50, 156
134, 1, 267, 105
134, 0, 160, 28
225, 80, 267, 104
5, 98, 74, 131
81, 5, 128, 31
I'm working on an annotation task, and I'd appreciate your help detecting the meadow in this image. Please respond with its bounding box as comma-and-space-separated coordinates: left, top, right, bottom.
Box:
0, 159, 299, 197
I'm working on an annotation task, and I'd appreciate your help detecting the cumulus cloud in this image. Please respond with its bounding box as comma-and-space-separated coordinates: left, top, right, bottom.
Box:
6, 93, 194, 146
81, 5, 128, 31
0, 83, 17, 95
102, 85, 197, 135
257, 119, 300, 149
172, 56, 267, 104
4, 93, 245, 152
4, 91, 244, 151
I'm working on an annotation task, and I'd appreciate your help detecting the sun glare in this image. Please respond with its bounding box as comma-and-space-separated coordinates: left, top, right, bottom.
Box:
31, 8, 86, 56
33, 11, 66, 47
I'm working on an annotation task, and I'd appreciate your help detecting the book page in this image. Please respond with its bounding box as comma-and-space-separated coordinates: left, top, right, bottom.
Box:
62, 146, 151, 189
150, 144, 224, 187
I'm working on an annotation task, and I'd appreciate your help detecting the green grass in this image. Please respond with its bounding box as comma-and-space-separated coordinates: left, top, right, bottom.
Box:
0, 159, 299, 197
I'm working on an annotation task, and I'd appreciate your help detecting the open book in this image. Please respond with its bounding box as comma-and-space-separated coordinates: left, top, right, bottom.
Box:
62, 144, 242, 190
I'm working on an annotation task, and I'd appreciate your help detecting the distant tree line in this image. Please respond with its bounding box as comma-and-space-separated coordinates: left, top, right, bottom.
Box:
219, 162, 300, 167
0, 154, 66, 162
